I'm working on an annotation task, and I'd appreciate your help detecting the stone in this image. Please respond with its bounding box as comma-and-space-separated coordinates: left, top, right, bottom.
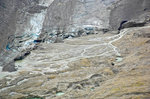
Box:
77, 29, 85, 36
121, 21, 146, 30
14, 51, 31, 61
2, 61, 17, 72
54, 37, 64, 43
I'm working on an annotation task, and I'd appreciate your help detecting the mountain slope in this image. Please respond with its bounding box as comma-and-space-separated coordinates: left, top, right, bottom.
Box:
0, 26, 150, 99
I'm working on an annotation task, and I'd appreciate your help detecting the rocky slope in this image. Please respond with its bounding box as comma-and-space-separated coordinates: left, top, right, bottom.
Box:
0, 25, 150, 99
0, 0, 150, 70
0, 0, 150, 99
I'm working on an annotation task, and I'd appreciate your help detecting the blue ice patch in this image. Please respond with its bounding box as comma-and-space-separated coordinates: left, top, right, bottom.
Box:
6, 44, 11, 50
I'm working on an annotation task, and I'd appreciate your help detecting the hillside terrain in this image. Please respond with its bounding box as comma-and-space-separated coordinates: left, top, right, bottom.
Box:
0, 0, 150, 99
0, 26, 150, 99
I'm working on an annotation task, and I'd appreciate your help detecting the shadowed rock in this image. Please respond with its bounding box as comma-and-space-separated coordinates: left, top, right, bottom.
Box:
110, 0, 150, 30
2, 61, 16, 72
14, 51, 31, 61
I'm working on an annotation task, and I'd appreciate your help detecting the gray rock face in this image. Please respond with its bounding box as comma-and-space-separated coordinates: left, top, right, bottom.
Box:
0, 0, 54, 52
0, 0, 54, 69
0, 0, 42, 55
43, 0, 114, 33
0, 0, 17, 53
2, 61, 16, 72
109, 0, 150, 30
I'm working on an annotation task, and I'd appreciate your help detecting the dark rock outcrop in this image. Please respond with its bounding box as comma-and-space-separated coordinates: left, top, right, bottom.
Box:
110, 0, 150, 30
2, 61, 16, 72
14, 51, 31, 61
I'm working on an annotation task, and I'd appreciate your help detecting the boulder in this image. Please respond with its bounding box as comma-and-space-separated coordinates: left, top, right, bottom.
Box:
2, 61, 16, 72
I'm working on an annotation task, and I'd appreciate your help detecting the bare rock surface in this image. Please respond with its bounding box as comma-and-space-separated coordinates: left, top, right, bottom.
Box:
0, 26, 150, 99
109, 0, 150, 30
0, 0, 54, 68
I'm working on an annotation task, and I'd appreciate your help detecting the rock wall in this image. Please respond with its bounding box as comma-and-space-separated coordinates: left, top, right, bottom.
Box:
0, 0, 17, 53
43, 0, 115, 33
0, 0, 54, 68
109, 0, 150, 30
